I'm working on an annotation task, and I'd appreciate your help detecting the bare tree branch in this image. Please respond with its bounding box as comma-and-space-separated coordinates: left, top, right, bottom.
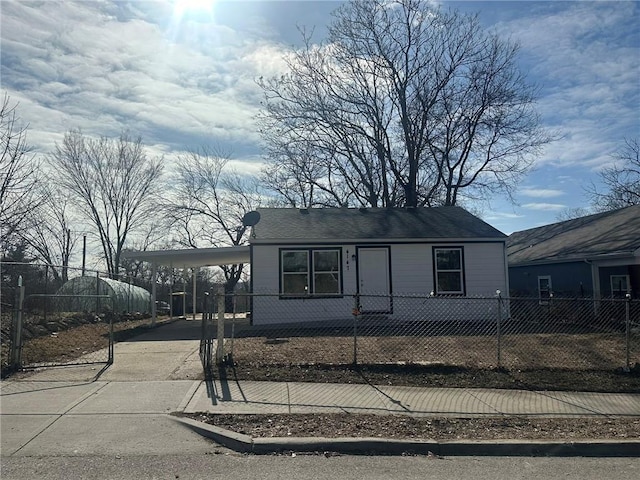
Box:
587, 138, 640, 212
50, 130, 164, 278
258, 0, 552, 208
167, 147, 263, 303
0, 93, 43, 250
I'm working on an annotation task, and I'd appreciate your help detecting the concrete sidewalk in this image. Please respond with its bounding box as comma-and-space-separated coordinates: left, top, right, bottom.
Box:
183, 379, 640, 417
2, 376, 640, 457
2, 318, 639, 457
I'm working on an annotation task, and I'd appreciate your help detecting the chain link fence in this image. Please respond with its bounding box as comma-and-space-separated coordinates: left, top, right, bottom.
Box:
1, 262, 163, 375
204, 292, 639, 373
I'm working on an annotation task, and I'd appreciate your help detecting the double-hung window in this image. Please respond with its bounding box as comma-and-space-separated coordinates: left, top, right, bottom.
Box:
610, 275, 630, 298
281, 249, 341, 296
433, 247, 464, 295
538, 275, 552, 304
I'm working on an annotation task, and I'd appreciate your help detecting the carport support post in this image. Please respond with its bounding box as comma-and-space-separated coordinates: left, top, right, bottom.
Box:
216, 286, 225, 364
192, 267, 198, 321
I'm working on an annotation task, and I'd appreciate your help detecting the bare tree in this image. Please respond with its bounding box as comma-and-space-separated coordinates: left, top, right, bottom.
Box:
19, 182, 79, 284
555, 207, 591, 222
258, 0, 550, 208
168, 147, 262, 303
587, 138, 640, 212
50, 130, 164, 279
0, 93, 42, 250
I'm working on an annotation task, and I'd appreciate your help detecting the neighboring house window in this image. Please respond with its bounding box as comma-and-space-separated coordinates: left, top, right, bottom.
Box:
433, 247, 464, 295
538, 275, 552, 304
610, 275, 630, 298
281, 249, 341, 296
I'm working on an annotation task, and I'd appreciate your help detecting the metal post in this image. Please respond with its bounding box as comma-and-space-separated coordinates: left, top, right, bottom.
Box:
230, 294, 236, 359
192, 267, 197, 321
352, 294, 360, 365
169, 265, 174, 319
625, 294, 631, 372
44, 264, 48, 323
496, 290, 502, 368
96, 271, 100, 313
216, 286, 225, 364
108, 313, 114, 364
82, 234, 87, 276
151, 263, 157, 327
182, 268, 187, 318
11, 276, 25, 369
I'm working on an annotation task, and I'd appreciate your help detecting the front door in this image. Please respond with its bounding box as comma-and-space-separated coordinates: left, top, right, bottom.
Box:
357, 247, 391, 313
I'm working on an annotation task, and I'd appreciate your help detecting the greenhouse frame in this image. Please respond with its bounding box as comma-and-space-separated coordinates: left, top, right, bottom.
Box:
55, 276, 152, 313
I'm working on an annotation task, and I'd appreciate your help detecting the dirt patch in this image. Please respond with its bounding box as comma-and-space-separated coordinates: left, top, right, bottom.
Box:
180, 413, 640, 441
229, 332, 639, 370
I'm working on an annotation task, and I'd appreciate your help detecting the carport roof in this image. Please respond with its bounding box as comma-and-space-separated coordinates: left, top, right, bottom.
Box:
121, 245, 250, 268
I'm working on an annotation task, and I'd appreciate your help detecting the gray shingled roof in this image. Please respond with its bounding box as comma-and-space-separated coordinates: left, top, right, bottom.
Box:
507, 205, 640, 265
251, 207, 506, 242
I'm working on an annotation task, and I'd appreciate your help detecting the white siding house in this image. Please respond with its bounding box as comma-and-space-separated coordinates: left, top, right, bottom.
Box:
249, 207, 508, 325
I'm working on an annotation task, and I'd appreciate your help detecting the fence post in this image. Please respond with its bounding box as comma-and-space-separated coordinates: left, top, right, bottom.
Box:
108, 312, 114, 364
230, 294, 236, 360
625, 293, 631, 372
95, 271, 100, 313
352, 294, 360, 365
496, 290, 502, 368
44, 264, 49, 324
216, 286, 225, 364
10, 276, 26, 369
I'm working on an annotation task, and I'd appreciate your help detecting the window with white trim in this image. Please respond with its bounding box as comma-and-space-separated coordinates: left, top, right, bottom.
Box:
538, 275, 552, 304
281, 250, 309, 295
433, 247, 464, 295
610, 275, 630, 298
280, 249, 341, 296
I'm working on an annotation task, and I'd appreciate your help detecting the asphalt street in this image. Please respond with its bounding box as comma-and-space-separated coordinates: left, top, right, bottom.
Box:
2, 454, 640, 480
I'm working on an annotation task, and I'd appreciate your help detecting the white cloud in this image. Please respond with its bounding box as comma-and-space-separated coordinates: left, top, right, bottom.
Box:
519, 188, 564, 198
0, 0, 293, 157
495, 2, 639, 171
522, 203, 567, 211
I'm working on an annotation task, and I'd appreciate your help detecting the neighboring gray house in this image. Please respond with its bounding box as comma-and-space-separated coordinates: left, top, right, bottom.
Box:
248, 207, 508, 325
507, 205, 640, 300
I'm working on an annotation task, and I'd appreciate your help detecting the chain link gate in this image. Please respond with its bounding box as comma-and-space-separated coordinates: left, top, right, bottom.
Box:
10, 291, 114, 370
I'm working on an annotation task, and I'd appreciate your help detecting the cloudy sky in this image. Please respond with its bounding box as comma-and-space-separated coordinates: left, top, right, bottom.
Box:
1, 0, 638, 234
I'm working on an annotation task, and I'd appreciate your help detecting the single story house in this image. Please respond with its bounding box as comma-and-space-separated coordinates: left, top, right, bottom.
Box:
507, 205, 640, 300
248, 207, 508, 325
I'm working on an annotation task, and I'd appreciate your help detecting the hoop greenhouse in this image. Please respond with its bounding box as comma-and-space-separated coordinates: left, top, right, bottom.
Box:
55, 276, 152, 313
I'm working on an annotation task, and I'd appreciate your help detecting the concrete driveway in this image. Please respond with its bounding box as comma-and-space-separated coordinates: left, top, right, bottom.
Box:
14, 318, 206, 383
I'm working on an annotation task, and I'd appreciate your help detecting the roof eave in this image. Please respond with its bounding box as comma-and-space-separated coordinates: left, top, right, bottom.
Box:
509, 250, 639, 267
251, 237, 506, 245
121, 245, 250, 267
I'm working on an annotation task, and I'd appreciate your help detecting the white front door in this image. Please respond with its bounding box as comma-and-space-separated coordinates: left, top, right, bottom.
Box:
357, 247, 391, 313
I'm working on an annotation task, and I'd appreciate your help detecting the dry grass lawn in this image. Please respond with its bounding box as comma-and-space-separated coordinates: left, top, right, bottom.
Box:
230, 332, 638, 370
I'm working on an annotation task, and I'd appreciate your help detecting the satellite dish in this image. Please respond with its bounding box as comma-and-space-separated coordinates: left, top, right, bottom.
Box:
242, 211, 261, 227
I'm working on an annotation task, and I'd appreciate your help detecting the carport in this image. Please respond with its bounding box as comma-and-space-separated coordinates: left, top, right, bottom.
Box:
121, 246, 250, 325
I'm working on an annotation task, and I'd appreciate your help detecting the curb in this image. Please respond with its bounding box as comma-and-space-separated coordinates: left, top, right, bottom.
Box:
171, 416, 640, 457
